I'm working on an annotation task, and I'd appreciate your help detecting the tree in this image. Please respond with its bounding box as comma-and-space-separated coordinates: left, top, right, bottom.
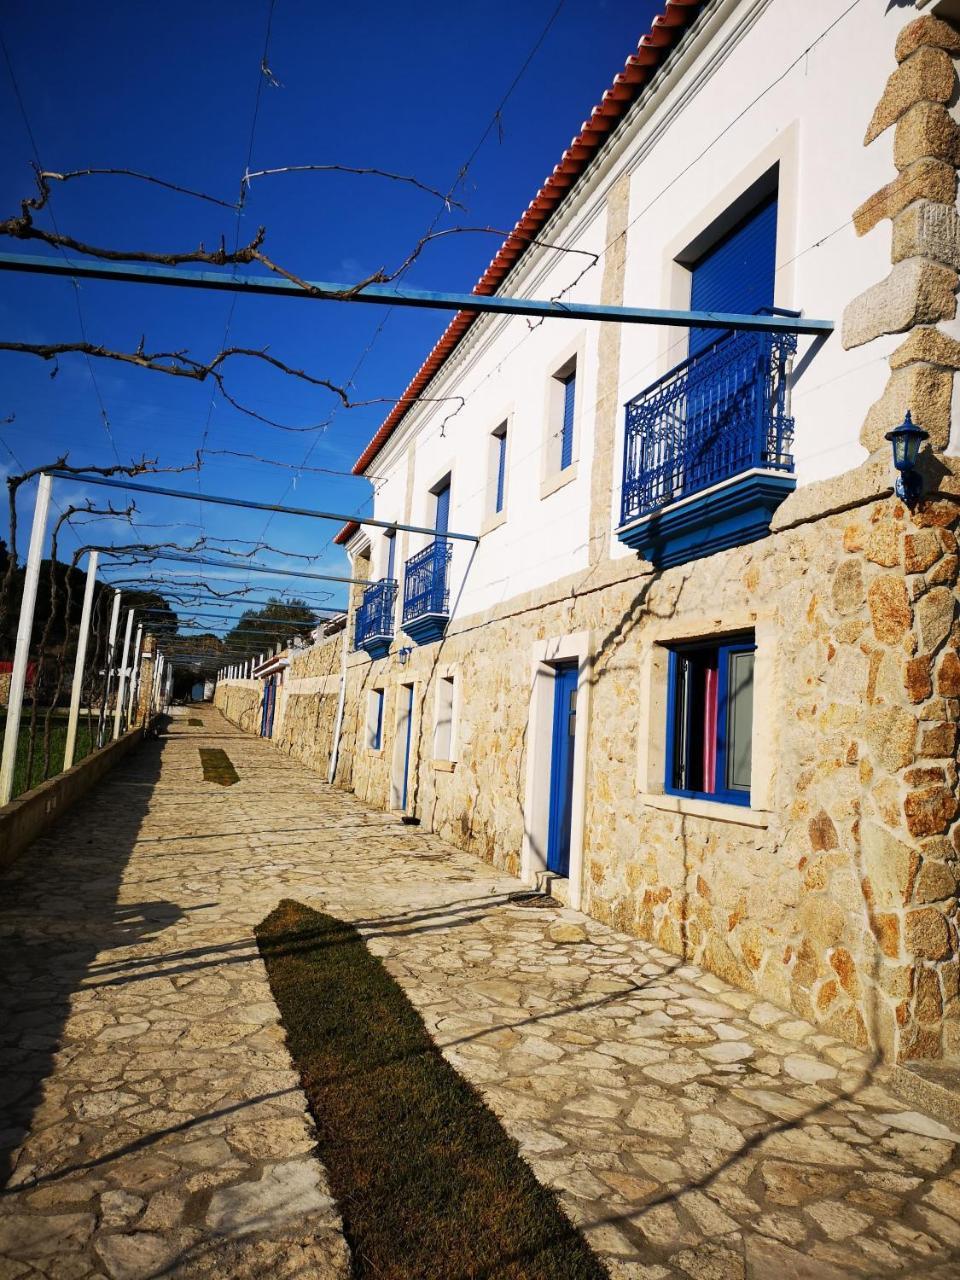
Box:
222, 597, 315, 656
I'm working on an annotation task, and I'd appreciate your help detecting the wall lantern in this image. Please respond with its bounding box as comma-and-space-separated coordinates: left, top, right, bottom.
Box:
397, 646, 412, 666
884, 410, 929, 506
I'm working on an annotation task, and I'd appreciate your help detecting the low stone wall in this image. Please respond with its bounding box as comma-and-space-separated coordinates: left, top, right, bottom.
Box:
0, 721, 153, 872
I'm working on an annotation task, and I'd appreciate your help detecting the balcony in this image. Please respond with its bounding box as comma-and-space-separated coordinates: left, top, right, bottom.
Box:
354, 578, 398, 659
617, 317, 798, 568
402, 538, 452, 646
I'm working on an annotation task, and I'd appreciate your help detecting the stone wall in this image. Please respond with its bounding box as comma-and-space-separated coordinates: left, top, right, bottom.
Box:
215, 680, 261, 735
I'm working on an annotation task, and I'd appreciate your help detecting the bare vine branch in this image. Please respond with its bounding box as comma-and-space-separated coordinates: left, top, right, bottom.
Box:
241, 164, 466, 210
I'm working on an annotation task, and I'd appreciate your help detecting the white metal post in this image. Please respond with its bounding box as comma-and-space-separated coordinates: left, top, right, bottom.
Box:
0, 474, 52, 806
63, 549, 99, 771
97, 590, 122, 748
113, 607, 135, 740
126, 623, 143, 726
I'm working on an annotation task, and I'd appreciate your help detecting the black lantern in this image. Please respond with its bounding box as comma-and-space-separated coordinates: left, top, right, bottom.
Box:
884, 410, 929, 505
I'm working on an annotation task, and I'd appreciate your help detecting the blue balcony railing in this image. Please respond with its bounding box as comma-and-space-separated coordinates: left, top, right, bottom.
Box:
620, 317, 797, 527
354, 578, 398, 658
402, 538, 452, 645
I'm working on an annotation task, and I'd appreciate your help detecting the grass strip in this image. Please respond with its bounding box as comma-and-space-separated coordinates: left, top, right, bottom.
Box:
0, 714, 94, 799
256, 900, 609, 1280
198, 746, 239, 786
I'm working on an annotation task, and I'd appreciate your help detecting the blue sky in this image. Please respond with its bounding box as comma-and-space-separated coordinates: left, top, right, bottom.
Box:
1, 0, 659, 626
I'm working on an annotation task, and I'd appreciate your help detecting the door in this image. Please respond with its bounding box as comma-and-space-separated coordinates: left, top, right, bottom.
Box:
391, 683, 415, 810
546, 663, 578, 877
263, 677, 276, 738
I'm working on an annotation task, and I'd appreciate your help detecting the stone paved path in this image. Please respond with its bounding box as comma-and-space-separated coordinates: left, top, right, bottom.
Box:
1, 708, 959, 1279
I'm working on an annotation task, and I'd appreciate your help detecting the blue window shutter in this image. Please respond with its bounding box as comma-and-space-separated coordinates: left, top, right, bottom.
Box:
689, 194, 778, 357
434, 481, 450, 535
561, 373, 576, 469
495, 432, 507, 513
386, 531, 396, 581
373, 690, 384, 750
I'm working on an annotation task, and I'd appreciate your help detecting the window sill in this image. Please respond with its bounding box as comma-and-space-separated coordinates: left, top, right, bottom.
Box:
480, 510, 507, 537
540, 462, 578, 501
432, 758, 456, 773
639, 791, 770, 828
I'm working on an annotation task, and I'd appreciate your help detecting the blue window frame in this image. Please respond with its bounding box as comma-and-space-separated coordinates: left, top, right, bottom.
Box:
370, 688, 384, 751
560, 369, 576, 470
665, 635, 755, 806
434, 479, 450, 535
494, 428, 507, 513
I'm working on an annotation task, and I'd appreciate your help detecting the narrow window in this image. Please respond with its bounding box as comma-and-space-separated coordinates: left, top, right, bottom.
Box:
433, 675, 455, 761
367, 688, 385, 751
666, 635, 755, 805
433, 477, 451, 536
489, 423, 508, 516
495, 427, 507, 513
560, 367, 576, 470
385, 530, 397, 581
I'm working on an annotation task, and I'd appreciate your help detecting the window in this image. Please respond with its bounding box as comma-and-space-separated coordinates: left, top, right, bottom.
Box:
666, 635, 755, 806
433, 675, 456, 761
367, 688, 385, 751
384, 530, 396, 581
488, 423, 508, 517
433, 476, 451, 536
557, 364, 577, 470
688, 192, 777, 357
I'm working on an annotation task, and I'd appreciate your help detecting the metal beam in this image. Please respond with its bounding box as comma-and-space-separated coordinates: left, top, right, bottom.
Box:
136, 606, 334, 622
47, 470, 480, 543
0, 252, 834, 337
149, 551, 366, 586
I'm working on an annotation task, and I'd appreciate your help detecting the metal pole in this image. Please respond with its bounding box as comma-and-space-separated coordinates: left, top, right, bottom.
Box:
0, 252, 835, 337
113, 607, 134, 740
98, 591, 122, 748
63, 549, 99, 771
0, 474, 52, 805
46, 471, 480, 544
126, 623, 143, 727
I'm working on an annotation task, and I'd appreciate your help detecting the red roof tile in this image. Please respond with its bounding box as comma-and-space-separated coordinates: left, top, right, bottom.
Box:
335, 0, 706, 546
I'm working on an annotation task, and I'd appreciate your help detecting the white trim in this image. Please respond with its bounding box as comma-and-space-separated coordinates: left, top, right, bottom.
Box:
639, 792, 770, 828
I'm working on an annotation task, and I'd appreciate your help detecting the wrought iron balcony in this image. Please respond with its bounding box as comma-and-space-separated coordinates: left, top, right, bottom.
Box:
354, 578, 398, 659
617, 316, 798, 567
402, 538, 452, 646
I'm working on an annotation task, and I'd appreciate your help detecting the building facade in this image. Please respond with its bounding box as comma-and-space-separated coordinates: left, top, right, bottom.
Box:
216, 0, 960, 1065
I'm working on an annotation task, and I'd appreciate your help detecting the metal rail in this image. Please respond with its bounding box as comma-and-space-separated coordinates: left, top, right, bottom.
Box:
0, 252, 834, 337
46, 470, 480, 543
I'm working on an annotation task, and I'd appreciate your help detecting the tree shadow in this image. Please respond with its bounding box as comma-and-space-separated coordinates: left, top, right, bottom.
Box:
0, 731, 176, 1187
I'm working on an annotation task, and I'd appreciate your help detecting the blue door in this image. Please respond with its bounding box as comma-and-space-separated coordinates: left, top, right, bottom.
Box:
546, 663, 578, 876
400, 683, 414, 810
689, 193, 778, 357
263, 677, 276, 738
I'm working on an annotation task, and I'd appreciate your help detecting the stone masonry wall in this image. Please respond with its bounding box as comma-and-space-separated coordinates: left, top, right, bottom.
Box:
215, 680, 261, 735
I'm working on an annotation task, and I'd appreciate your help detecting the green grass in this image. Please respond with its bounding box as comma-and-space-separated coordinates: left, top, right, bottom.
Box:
198, 747, 239, 786
0, 713, 95, 800
256, 900, 609, 1280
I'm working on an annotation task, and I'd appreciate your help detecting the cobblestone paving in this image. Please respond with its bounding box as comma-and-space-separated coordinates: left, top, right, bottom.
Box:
2, 708, 960, 1279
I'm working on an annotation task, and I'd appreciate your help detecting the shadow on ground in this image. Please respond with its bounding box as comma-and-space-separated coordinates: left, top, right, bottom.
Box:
0, 731, 175, 1187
